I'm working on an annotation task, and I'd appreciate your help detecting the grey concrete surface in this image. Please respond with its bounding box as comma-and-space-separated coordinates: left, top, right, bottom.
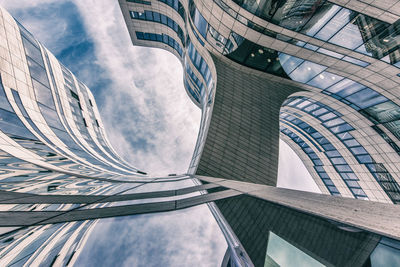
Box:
196, 176, 400, 241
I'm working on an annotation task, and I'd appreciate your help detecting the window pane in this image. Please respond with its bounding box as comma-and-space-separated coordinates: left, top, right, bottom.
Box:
350, 146, 368, 155
345, 88, 387, 109
312, 108, 328, 116
304, 103, 319, 112
330, 157, 346, 164
342, 56, 369, 67
330, 123, 353, 133
302, 4, 341, 36
297, 100, 312, 109
356, 155, 373, 163
344, 139, 360, 147
363, 101, 400, 123
280, 54, 304, 74
323, 118, 345, 127
319, 112, 337, 121
307, 71, 344, 89
335, 164, 352, 172
289, 61, 327, 83
326, 150, 340, 157
314, 9, 352, 41
27, 57, 50, 88
325, 79, 364, 96
329, 23, 364, 49
193, 8, 208, 38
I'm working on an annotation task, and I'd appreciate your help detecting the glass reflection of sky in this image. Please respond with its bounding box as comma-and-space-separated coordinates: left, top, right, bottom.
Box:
229, 0, 400, 65
371, 238, 400, 266
73, 205, 228, 266
266, 231, 324, 267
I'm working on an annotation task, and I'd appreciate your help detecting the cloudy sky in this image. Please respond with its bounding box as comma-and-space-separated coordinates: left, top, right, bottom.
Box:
0, 0, 318, 190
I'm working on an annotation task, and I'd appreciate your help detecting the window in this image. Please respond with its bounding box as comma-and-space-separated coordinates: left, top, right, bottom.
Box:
302, 4, 341, 36
27, 57, 50, 88
304, 103, 319, 112
329, 23, 364, 50
363, 101, 400, 123
70, 90, 79, 101
191, 6, 208, 38
325, 150, 340, 157
330, 123, 353, 133
340, 172, 358, 180
307, 71, 343, 89
356, 155, 373, 164
336, 132, 352, 140
350, 146, 367, 155
21, 36, 44, 66
345, 88, 387, 109
288, 61, 327, 83
314, 9, 352, 41
280, 54, 304, 74
343, 139, 359, 147
127, 0, 151, 5
342, 56, 369, 67
319, 112, 336, 121
322, 143, 335, 151
325, 79, 364, 96
323, 118, 345, 127
317, 47, 343, 59
335, 164, 352, 172
312, 108, 328, 116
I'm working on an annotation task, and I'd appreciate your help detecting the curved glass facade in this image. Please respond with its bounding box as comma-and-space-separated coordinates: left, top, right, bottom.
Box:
121, 0, 400, 204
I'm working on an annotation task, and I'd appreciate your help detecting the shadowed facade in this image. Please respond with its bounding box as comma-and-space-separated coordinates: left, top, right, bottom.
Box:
196, 55, 302, 185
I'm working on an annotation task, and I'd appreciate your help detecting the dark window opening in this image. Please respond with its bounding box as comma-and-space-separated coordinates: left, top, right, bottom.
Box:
70, 90, 79, 101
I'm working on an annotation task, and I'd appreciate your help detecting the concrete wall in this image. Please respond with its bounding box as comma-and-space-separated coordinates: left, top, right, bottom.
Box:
196, 55, 302, 185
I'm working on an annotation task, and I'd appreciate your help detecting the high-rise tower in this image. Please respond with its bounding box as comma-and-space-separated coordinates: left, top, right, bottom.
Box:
0, 2, 399, 266
119, 0, 400, 203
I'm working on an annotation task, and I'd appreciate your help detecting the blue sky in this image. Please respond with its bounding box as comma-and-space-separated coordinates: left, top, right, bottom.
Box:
0, 0, 319, 185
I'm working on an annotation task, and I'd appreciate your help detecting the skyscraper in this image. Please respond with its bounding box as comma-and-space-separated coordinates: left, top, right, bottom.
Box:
118, 0, 400, 265
0, 2, 399, 267
119, 0, 400, 203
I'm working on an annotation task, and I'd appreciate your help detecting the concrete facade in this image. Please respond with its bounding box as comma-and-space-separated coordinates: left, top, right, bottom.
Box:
195, 55, 302, 185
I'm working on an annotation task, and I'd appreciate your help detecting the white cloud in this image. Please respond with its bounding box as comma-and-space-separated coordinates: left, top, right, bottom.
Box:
71, 0, 201, 175
74, 205, 228, 266
0, 0, 56, 9
0, 0, 71, 54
